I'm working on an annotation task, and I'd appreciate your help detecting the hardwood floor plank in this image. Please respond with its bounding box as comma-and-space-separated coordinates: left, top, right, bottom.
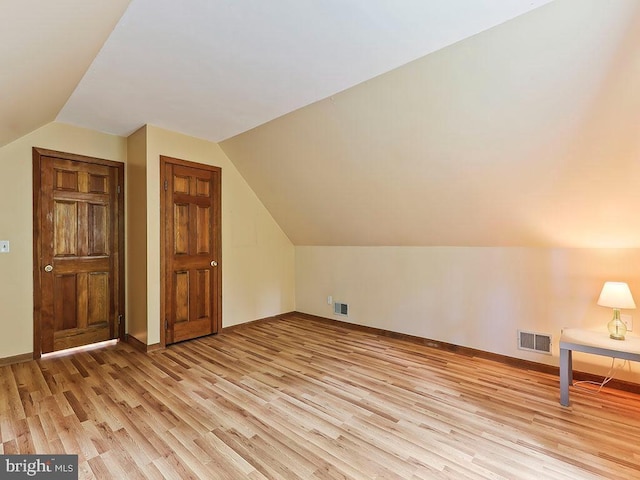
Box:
152, 451, 200, 480
25, 415, 49, 454
86, 456, 112, 480
0, 366, 25, 422
194, 431, 259, 479
2, 439, 18, 454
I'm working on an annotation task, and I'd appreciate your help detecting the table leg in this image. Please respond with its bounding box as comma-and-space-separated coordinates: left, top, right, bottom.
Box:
560, 347, 572, 406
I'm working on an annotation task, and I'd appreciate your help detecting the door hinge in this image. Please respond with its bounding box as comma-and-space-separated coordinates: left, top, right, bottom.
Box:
164, 180, 168, 191
118, 314, 123, 326
165, 320, 169, 330
117, 185, 121, 194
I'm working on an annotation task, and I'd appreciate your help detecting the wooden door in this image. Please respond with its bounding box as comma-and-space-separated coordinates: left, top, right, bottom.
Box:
33, 148, 125, 356
161, 156, 221, 345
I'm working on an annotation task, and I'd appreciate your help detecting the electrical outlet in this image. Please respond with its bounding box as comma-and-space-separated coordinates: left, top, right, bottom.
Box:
621, 313, 633, 332
0, 241, 9, 253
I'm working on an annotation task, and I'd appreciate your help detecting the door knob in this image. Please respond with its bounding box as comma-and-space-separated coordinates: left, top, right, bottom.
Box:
210, 260, 218, 267
44, 264, 53, 272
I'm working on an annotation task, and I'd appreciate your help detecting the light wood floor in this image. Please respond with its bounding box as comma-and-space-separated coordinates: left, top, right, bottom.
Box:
2, 314, 640, 479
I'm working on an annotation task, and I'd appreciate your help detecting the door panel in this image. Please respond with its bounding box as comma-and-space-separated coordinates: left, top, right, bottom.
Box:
162, 157, 221, 345
196, 206, 210, 254
33, 149, 124, 356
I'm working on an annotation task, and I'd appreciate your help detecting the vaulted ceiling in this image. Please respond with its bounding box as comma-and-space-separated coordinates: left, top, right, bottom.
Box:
3, 0, 639, 248
0, 0, 130, 146
2, 0, 551, 145
221, 0, 640, 247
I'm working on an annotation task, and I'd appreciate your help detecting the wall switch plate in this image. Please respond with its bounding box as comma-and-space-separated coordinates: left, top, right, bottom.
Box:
327, 295, 332, 305
621, 313, 633, 332
0, 241, 9, 253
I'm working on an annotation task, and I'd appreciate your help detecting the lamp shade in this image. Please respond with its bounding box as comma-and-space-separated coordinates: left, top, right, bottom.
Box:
597, 282, 636, 309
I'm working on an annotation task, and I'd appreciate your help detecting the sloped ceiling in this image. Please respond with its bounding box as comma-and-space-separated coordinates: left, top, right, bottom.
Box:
4, 0, 639, 248
0, 0, 131, 147
220, 0, 640, 247
55, 0, 553, 141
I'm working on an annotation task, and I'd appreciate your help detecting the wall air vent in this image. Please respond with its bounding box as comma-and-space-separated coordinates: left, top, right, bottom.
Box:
518, 330, 552, 355
334, 302, 348, 316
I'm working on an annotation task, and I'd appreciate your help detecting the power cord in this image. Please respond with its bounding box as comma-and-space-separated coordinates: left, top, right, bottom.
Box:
573, 358, 628, 394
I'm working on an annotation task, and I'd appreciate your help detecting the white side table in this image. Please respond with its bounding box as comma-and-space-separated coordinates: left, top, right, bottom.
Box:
559, 328, 640, 406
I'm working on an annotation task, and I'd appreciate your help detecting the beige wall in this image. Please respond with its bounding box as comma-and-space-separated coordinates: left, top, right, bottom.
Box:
0, 122, 127, 358
296, 246, 640, 383
126, 126, 148, 343
0, 121, 295, 358
3, 120, 635, 388
143, 125, 295, 345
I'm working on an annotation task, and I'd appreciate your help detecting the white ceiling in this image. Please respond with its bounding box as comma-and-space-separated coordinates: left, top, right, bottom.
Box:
56, 0, 554, 142
10, 0, 637, 248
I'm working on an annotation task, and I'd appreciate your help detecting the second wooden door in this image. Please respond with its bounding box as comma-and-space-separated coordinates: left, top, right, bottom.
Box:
161, 157, 221, 345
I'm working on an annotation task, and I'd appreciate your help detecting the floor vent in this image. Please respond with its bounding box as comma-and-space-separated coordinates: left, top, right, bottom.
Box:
334, 302, 348, 316
518, 330, 552, 355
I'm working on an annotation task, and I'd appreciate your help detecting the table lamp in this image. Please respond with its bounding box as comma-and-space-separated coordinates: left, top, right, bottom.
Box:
597, 281, 636, 340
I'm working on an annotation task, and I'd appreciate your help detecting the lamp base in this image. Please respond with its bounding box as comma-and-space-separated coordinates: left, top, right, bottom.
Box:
607, 309, 627, 341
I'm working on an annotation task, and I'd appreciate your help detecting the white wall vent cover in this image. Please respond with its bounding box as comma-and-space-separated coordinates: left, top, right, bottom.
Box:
334, 302, 348, 316
518, 330, 552, 355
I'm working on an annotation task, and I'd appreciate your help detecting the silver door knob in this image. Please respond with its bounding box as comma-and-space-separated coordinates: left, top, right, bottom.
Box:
44, 264, 53, 272
210, 260, 218, 267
